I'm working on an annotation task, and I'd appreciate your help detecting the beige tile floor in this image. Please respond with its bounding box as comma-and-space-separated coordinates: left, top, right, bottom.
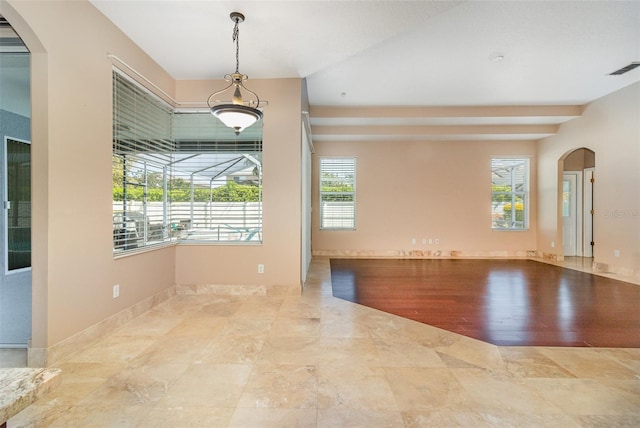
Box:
8, 258, 640, 427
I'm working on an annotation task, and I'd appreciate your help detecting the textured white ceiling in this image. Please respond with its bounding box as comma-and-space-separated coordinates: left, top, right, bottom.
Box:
82, 1, 640, 141
91, 1, 462, 80
309, 1, 640, 107
91, 0, 640, 107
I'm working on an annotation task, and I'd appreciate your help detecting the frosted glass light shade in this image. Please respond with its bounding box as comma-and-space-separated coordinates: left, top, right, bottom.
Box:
211, 104, 263, 135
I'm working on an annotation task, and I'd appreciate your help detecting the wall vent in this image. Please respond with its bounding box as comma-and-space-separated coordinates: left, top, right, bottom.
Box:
609, 62, 640, 75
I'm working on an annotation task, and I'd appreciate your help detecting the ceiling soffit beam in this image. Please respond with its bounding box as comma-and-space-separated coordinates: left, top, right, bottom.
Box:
312, 124, 559, 136
311, 136, 545, 142
309, 105, 583, 119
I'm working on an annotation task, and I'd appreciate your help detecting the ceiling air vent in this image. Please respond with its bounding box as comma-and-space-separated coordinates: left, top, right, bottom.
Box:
609, 62, 640, 75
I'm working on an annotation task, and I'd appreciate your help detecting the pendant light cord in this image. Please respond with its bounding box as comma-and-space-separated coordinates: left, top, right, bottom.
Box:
233, 17, 240, 74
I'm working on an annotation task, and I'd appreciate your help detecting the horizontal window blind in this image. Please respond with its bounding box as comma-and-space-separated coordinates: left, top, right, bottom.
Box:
113, 73, 174, 156
173, 112, 262, 152
113, 72, 173, 251
320, 157, 356, 230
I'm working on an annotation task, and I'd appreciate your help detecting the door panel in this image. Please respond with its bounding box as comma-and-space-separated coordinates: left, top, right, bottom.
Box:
583, 168, 594, 257
0, 138, 32, 346
562, 174, 578, 256
6, 139, 31, 271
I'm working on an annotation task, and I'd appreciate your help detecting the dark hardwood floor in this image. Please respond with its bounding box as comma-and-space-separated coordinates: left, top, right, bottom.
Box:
330, 258, 640, 347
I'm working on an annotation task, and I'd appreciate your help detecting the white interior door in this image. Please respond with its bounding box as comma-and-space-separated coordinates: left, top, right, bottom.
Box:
562, 173, 581, 256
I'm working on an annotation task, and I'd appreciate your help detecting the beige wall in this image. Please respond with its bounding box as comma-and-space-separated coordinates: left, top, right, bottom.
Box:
538, 82, 640, 280
174, 78, 303, 289
312, 140, 538, 257
2, 0, 303, 357
3, 0, 178, 350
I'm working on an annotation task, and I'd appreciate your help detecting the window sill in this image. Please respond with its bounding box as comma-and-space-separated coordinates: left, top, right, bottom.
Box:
113, 239, 263, 259
176, 240, 262, 247
113, 241, 175, 259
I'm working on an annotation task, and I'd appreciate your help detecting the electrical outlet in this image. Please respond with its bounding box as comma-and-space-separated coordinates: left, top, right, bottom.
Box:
551, 241, 555, 248
614, 249, 620, 257
428, 239, 433, 244
113, 284, 120, 299
422, 238, 427, 245
411, 238, 416, 245
435, 238, 440, 245
258, 264, 264, 274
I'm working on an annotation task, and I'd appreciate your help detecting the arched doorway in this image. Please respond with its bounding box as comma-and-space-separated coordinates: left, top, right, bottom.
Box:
560, 148, 595, 258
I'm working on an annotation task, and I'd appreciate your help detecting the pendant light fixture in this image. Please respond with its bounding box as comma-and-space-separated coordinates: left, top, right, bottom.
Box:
207, 12, 263, 135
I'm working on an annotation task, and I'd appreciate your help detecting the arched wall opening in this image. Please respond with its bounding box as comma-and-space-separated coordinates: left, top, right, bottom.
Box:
0, 0, 49, 367
558, 147, 596, 260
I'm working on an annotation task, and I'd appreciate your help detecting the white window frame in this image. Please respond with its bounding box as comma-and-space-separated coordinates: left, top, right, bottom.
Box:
319, 157, 356, 230
491, 158, 529, 231
112, 70, 174, 253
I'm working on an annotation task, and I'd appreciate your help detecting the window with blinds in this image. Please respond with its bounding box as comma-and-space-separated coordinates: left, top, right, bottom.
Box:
171, 113, 262, 243
319, 157, 356, 230
112, 71, 262, 254
112, 72, 173, 251
491, 158, 529, 230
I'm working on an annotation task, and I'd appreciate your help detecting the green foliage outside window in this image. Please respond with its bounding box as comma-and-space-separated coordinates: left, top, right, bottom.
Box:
321, 173, 354, 202
503, 202, 525, 222
113, 181, 260, 202
321, 183, 354, 192
491, 185, 515, 202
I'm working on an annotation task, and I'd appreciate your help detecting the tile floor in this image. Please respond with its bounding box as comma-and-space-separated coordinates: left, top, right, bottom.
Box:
7, 258, 640, 427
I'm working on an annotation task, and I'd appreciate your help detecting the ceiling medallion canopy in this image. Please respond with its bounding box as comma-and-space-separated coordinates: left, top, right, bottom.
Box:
207, 12, 263, 135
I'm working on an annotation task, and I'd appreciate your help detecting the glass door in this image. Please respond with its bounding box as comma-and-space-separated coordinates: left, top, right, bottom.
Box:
5, 138, 31, 272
